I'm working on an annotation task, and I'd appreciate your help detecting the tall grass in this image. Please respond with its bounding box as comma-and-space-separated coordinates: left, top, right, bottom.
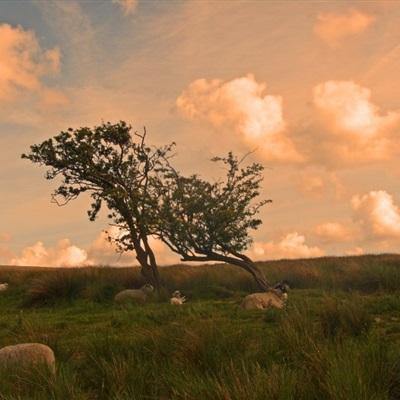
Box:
1, 254, 397, 306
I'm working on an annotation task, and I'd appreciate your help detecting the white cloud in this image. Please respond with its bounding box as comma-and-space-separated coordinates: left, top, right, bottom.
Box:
314, 9, 374, 46
249, 232, 324, 260
177, 74, 303, 162
352, 190, 400, 238
10, 239, 89, 267
313, 80, 399, 138
7, 227, 180, 268
302, 80, 400, 167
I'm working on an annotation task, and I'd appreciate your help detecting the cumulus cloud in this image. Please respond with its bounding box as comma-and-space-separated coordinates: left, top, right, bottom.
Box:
113, 0, 138, 16
249, 232, 324, 261
314, 222, 354, 243
0, 23, 61, 102
7, 227, 180, 268
314, 9, 374, 46
352, 190, 400, 238
300, 80, 400, 167
176, 74, 303, 162
86, 228, 180, 267
313, 80, 399, 138
10, 239, 89, 268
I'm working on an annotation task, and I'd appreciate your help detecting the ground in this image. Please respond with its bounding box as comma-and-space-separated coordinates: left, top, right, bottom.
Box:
0, 255, 400, 399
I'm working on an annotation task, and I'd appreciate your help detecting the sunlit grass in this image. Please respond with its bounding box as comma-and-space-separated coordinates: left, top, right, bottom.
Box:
1, 254, 400, 398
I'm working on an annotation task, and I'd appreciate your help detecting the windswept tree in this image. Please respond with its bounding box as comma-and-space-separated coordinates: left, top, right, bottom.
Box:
153, 153, 271, 290
23, 121, 272, 291
22, 121, 174, 290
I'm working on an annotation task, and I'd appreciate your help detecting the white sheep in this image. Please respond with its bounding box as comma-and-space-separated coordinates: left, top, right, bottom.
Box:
170, 290, 186, 305
0, 283, 9, 292
0, 343, 55, 373
241, 281, 289, 311
114, 283, 154, 305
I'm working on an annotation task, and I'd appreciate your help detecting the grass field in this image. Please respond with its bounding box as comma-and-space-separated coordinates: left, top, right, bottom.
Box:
1, 254, 400, 399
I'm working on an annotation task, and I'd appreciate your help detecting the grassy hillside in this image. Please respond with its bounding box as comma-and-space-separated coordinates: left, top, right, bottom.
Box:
1, 254, 400, 399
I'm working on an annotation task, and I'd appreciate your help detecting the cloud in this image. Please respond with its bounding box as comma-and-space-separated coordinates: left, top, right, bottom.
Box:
314, 222, 354, 243
10, 239, 89, 267
314, 9, 374, 46
313, 80, 399, 138
0, 233, 13, 264
87, 227, 180, 266
352, 190, 400, 239
298, 174, 325, 196
113, 0, 138, 16
0, 23, 61, 103
300, 80, 400, 167
7, 227, 180, 268
176, 74, 303, 162
249, 232, 324, 260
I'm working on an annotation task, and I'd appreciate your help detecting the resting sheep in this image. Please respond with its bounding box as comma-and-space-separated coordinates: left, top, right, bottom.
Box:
114, 284, 154, 305
241, 280, 289, 310
0, 343, 55, 373
0, 283, 8, 292
170, 290, 186, 305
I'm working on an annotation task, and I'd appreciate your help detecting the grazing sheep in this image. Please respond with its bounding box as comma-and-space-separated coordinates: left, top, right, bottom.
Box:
114, 283, 154, 305
241, 280, 289, 310
0, 283, 8, 292
170, 290, 186, 305
0, 343, 55, 373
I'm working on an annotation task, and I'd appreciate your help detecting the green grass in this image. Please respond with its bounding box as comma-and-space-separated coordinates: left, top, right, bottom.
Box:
1, 254, 400, 399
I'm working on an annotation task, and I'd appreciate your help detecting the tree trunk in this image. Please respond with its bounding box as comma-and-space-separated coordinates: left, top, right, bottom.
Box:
181, 253, 270, 291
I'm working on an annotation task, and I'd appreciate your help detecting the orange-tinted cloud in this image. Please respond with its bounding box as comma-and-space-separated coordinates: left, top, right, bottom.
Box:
113, 0, 138, 16
249, 232, 324, 260
314, 9, 374, 46
352, 190, 400, 239
10, 239, 89, 267
86, 227, 180, 267
301, 80, 400, 167
0, 23, 61, 102
314, 222, 354, 243
313, 80, 399, 137
176, 74, 303, 162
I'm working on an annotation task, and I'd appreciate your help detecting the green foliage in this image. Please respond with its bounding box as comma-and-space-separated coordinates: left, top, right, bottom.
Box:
22, 121, 176, 288
155, 152, 270, 257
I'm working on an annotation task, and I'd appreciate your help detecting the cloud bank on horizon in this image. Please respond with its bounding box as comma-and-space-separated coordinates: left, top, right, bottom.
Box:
1, 1, 400, 267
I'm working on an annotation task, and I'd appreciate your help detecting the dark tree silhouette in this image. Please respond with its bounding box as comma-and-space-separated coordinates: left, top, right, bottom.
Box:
153, 152, 271, 290
23, 121, 272, 291
22, 121, 173, 290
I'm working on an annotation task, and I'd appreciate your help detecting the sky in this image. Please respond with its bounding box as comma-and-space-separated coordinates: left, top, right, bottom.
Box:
1, 0, 400, 267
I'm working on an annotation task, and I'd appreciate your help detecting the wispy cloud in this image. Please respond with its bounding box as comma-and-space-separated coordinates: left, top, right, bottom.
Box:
314, 9, 374, 46
0, 23, 61, 103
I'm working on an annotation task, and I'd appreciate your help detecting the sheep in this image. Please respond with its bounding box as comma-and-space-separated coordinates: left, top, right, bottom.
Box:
241, 280, 289, 311
0, 343, 55, 373
0, 283, 9, 292
170, 290, 186, 305
114, 283, 154, 305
